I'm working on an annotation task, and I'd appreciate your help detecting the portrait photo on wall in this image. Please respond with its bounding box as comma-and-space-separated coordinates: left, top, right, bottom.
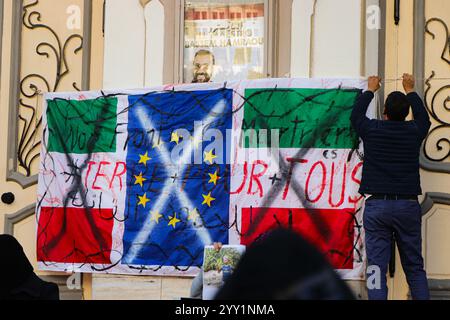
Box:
184, 0, 266, 83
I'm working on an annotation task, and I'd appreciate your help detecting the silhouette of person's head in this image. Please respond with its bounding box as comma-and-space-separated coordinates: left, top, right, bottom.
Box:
0, 234, 59, 300
0, 234, 34, 298
214, 228, 355, 300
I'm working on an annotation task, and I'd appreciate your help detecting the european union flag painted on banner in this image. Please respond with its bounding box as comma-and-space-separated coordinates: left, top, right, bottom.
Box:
122, 89, 233, 268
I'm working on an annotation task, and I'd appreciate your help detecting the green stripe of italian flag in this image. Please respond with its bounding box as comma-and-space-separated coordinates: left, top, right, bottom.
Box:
230, 87, 363, 270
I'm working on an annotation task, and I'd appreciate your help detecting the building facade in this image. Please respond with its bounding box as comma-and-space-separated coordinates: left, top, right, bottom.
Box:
0, 0, 448, 300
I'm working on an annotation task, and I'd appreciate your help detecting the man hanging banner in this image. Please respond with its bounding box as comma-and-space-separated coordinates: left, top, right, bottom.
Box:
37, 78, 370, 280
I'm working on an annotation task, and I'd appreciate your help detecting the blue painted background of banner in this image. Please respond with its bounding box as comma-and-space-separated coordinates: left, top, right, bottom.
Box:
122, 89, 233, 267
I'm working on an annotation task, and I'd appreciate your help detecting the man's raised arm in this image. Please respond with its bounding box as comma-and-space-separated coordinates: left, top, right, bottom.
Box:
350, 76, 380, 138
402, 73, 431, 140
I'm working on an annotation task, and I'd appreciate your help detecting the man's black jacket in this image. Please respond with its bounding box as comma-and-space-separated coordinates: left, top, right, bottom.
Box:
350, 91, 431, 195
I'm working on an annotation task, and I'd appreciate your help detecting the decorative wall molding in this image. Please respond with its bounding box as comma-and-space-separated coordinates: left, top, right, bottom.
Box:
3, 203, 36, 235
406, 280, 450, 300
421, 192, 450, 215
421, 192, 450, 295
6, 0, 93, 188
3, 204, 82, 300
414, 0, 450, 173
428, 279, 450, 300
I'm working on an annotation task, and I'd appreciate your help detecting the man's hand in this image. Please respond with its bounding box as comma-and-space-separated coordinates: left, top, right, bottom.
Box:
213, 242, 222, 251
367, 76, 381, 93
402, 73, 415, 94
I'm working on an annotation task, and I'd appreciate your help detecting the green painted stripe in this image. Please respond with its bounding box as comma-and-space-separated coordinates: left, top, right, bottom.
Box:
243, 88, 361, 149
46, 97, 118, 154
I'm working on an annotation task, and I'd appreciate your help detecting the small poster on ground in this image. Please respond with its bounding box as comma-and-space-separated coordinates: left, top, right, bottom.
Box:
202, 245, 246, 300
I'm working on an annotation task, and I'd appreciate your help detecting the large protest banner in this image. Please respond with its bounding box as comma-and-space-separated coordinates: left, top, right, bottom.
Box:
37, 78, 369, 279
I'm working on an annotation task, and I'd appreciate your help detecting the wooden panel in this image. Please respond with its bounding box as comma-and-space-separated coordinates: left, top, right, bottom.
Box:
311, 0, 363, 77
91, 274, 194, 300
103, 0, 145, 89
424, 205, 450, 278
12, 215, 38, 269
290, 0, 315, 77
92, 274, 162, 300
161, 277, 193, 300
144, 0, 164, 86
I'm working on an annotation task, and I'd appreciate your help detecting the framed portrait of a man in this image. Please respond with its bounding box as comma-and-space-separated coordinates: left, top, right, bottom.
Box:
183, 0, 267, 83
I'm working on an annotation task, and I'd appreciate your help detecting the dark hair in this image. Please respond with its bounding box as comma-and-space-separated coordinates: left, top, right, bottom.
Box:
0, 234, 34, 297
384, 91, 410, 121
0, 234, 60, 300
214, 229, 355, 300
194, 49, 215, 65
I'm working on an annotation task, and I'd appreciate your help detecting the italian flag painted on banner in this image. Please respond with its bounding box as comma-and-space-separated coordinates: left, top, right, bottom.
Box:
227, 79, 367, 280
36, 78, 369, 279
